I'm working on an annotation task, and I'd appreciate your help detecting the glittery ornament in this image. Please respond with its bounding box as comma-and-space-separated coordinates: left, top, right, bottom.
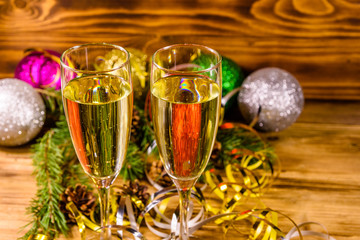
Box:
14, 49, 61, 90
128, 48, 149, 103
237, 67, 304, 132
96, 48, 149, 106
0, 78, 46, 146
221, 56, 244, 102
193, 55, 244, 109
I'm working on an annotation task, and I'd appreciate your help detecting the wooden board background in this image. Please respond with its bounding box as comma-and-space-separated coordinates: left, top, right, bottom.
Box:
1, 0, 360, 239
0, 0, 360, 99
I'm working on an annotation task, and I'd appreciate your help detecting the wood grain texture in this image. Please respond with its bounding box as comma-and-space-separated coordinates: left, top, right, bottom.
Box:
1, 100, 360, 239
0, 0, 360, 99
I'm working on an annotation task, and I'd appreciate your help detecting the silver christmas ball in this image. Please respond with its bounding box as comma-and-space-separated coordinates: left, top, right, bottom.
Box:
0, 78, 46, 146
237, 67, 304, 132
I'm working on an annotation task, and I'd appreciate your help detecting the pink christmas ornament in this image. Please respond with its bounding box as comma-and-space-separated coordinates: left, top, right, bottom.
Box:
14, 49, 61, 90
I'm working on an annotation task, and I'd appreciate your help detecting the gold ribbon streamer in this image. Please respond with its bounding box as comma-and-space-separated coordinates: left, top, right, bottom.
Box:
66, 202, 87, 240
137, 187, 206, 238
66, 183, 335, 240
68, 199, 146, 239
28, 234, 48, 240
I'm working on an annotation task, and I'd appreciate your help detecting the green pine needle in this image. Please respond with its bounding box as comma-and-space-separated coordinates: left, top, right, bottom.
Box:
19, 98, 90, 239
133, 105, 154, 151
216, 127, 277, 167
119, 142, 145, 181
20, 129, 68, 239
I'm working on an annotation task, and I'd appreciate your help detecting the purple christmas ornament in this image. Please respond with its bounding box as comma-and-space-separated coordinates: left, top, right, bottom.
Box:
15, 49, 61, 90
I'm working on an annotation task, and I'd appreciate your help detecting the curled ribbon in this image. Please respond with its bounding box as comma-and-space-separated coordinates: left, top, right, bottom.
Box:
134, 184, 336, 240
284, 221, 337, 240
66, 184, 337, 240
136, 187, 206, 239
28, 234, 48, 240
66, 200, 144, 240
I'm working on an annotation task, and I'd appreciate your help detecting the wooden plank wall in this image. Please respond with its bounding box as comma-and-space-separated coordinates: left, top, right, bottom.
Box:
1, 0, 359, 100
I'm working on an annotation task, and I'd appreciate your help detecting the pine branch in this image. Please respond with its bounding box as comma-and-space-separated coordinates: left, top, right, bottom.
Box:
139, 120, 154, 151
215, 126, 277, 168
55, 115, 92, 189
36, 88, 63, 124
119, 142, 145, 181
20, 129, 68, 239
131, 105, 154, 151
20, 92, 90, 239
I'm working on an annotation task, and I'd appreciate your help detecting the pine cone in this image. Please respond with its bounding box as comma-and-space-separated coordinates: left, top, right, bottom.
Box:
148, 159, 173, 187
130, 108, 141, 144
120, 180, 150, 205
59, 184, 96, 223
210, 141, 222, 161
211, 140, 223, 168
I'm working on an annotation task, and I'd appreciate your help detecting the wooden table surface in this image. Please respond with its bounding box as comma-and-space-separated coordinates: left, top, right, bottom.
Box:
1, 99, 359, 240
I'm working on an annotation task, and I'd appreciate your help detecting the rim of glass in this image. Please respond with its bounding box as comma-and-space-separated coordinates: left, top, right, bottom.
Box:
152, 43, 222, 74
60, 42, 130, 74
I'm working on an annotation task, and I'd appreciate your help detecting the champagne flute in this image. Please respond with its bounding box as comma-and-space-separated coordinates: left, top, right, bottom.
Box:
150, 44, 222, 239
60, 43, 133, 239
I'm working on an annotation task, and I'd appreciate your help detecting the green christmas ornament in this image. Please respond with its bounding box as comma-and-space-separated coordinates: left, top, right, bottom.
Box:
221, 56, 244, 108
193, 55, 244, 110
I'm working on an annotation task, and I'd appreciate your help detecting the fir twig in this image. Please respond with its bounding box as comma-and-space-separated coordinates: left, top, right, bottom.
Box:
20, 93, 90, 239
55, 116, 91, 189
119, 105, 154, 181
119, 142, 145, 181
20, 129, 68, 239
132, 105, 154, 151
210, 126, 277, 169
36, 88, 63, 123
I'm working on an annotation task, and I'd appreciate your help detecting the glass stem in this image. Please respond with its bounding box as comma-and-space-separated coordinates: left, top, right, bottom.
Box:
98, 186, 111, 240
178, 188, 191, 240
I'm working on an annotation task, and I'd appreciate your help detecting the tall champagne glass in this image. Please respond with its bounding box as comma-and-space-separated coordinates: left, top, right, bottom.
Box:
150, 44, 222, 239
60, 43, 133, 239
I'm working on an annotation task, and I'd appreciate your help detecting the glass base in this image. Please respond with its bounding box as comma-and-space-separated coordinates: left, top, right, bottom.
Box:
174, 236, 199, 240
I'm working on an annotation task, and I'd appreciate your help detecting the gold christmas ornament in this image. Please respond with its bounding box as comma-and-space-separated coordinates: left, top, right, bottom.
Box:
96, 48, 149, 105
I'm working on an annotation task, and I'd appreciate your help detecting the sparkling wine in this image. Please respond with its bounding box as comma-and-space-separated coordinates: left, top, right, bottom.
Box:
63, 74, 132, 181
151, 75, 221, 181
